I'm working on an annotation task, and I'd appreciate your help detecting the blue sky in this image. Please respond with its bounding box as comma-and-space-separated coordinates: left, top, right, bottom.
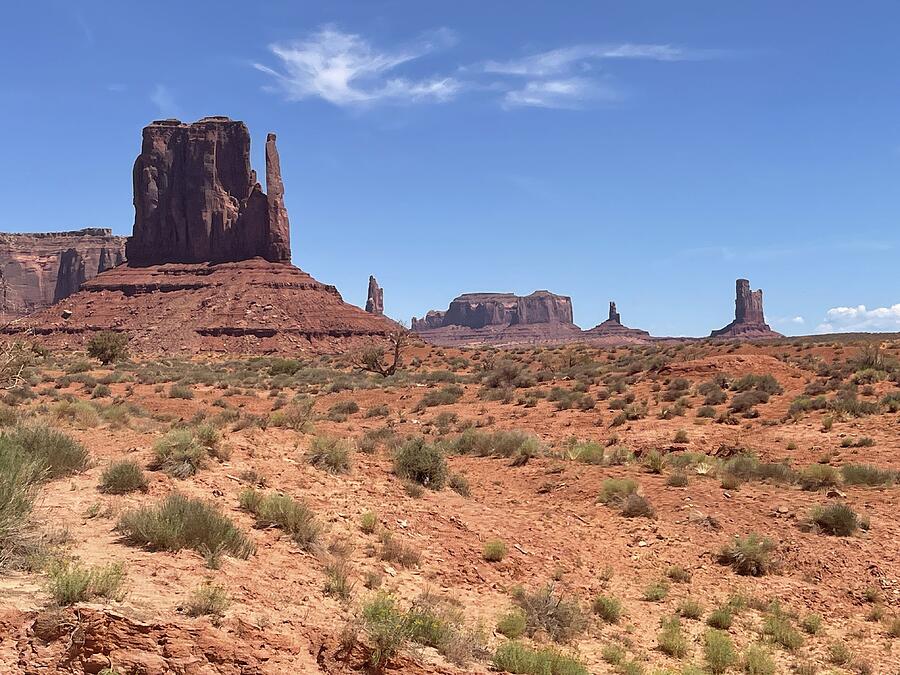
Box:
2, 1, 899, 336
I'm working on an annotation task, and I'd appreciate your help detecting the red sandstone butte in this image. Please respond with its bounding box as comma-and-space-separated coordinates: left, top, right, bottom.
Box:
710, 278, 783, 339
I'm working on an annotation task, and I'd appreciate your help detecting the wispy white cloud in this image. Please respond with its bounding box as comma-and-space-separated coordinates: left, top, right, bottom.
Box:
254, 26, 461, 106
150, 84, 179, 117
255, 27, 714, 110
503, 77, 619, 109
817, 304, 900, 334
484, 43, 690, 77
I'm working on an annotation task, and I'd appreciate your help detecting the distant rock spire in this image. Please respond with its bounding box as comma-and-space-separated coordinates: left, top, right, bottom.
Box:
608, 301, 621, 324
365, 275, 384, 316
710, 278, 782, 339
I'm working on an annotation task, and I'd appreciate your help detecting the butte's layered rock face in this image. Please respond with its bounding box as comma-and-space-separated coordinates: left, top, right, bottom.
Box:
0, 229, 126, 318
126, 117, 291, 266
15, 117, 396, 354
583, 301, 652, 344
365, 276, 384, 316
710, 279, 783, 339
411, 291, 583, 346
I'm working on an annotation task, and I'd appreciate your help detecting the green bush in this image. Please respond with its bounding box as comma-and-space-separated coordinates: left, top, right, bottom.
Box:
496, 610, 527, 638
592, 594, 622, 623
360, 592, 413, 669
392, 437, 447, 489
492, 641, 588, 675
269, 397, 315, 432
621, 493, 655, 518
742, 643, 776, 675
704, 629, 737, 673
717, 534, 775, 576
657, 615, 689, 658
117, 493, 254, 560
677, 598, 703, 620
706, 606, 734, 629
483, 539, 507, 562
239, 487, 320, 551
415, 384, 464, 410
599, 478, 638, 505
0, 441, 44, 562
46, 560, 126, 605
511, 584, 586, 643
168, 383, 194, 400
448, 472, 470, 496
811, 502, 861, 536
150, 428, 205, 478
841, 463, 895, 486
798, 464, 841, 490
186, 582, 230, 617
99, 460, 148, 494
642, 580, 670, 602
4, 424, 90, 479
306, 435, 352, 474
86, 331, 129, 365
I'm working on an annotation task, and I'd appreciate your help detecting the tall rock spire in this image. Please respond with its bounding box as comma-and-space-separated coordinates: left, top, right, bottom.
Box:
710, 278, 782, 339
265, 133, 291, 263
365, 275, 384, 316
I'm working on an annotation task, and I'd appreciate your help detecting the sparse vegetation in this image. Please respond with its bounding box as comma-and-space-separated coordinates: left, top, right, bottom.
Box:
717, 534, 775, 576
99, 459, 148, 494
86, 331, 129, 365
239, 488, 320, 551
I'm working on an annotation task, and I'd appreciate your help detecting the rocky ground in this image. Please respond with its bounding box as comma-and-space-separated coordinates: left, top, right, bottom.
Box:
1, 336, 899, 674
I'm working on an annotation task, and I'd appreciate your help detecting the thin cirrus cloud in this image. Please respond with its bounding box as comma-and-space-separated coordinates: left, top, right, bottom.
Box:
817, 304, 900, 334
253, 26, 462, 106
254, 27, 705, 110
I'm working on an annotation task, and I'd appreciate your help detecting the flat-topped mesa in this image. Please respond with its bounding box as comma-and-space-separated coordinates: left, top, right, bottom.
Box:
710, 278, 783, 339
126, 117, 291, 266
425, 291, 574, 330
365, 275, 384, 316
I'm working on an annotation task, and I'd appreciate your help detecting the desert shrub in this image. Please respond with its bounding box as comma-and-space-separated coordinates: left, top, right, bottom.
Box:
0, 441, 44, 563
379, 531, 421, 567
416, 384, 464, 410
673, 429, 689, 444
657, 615, 689, 658
841, 436, 874, 448
46, 560, 126, 605
706, 606, 734, 629
448, 472, 470, 496
762, 610, 803, 650
568, 440, 605, 464
482, 359, 535, 390
328, 399, 359, 417
168, 383, 194, 400
642, 580, 670, 602
483, 539, 507, 562
881, 391, 900, 412
185, 581, 229, 617
359, 511, 378, 534
392, 437, 447, 489
841, 463, 895, 486
621, 493, 655, 519
4, 424, 89, 478
697, 405, 717, 418
91, 384, 111, 399
731, 374, 783, 395
798, 464, 840, 490
496, 610, 527, 638
592, 594, 622, 623
86, 331, 129, 365
239, 488, 320, 550
269, 397, 315, 432
306, 435, 352, 474
599, 478, 638, 505
717, 533, 775, 576
99, 460, 148, 494
811, 502, 861, 536
666, 471, 689, 487
511, 584, 586, 643
829, 392, 880, 417
365, 404, 390, 418
704, 629, 737, 674
359, 593, 412, 669
643, 449, 664, 473
267, 358, 303, 375
677, 598, 703, 620
827, 642, 851, 665
667, 565, 692, 583
800, 613, 822, 635
492, 641, 588, 675
51, 399, 101, 428
451, 428, 541, 465
788, 395, 828, 417
150, 429, 205, 478
729, 390, 770, 414
117, 493, 254, 560
742, 643, 776, 674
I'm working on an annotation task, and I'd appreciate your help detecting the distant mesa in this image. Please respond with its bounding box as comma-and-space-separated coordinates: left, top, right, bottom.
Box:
414, 290, 600, 347
583, 301, 651, 343
365, 275, 384, 316
0, 229, 126, 319
14, 117, 396, 354
710, 278, 783, 339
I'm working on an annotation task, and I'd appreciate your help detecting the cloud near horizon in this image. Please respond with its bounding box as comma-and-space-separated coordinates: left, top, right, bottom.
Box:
817, 304, 900, 333
255, 27, 706, 109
